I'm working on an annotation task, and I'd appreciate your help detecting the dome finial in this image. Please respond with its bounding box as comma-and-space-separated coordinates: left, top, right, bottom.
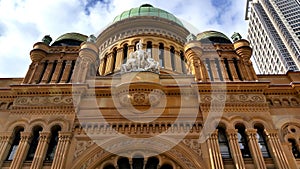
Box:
140, 4, 153, 7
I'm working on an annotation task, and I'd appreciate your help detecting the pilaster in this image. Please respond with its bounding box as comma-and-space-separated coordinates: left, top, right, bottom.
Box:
0, 132, 13, 168
10, 132, 32, 169
207, 130, 224, 169
245, 129, 266, 169
265, 129, 290, 169
50, 132, 72, 169
30, 132, 51, 169
226, 129, 245, 169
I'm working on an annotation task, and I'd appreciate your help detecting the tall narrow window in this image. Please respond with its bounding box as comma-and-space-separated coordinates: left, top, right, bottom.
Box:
288, 138, 300, 158
224, 58, 233, 81
160, 164, 173, 169
56, 60, 66, 83
104, 165, 116, 169
45, 125, 61, 162
117, 157, 130, 169
147, 41, 152, 58
170, 46, 175, 71
123, 44, 128, 64
255, 125, 270, 158
215, 58, 224, 81
205, 58, 214, 81
145, 157, 159, 169
233, 58, 243, 81
159, 43, 165, 68
66, 60, 75, 83
180, 51, 187, 74
112, 48, 117, 72
218, 127, 231, 158
6, 127, 24, 161
37, 60, 48, 83
132, 155, 144, 169
26, 126, 43, 161
236, 124, 251, 158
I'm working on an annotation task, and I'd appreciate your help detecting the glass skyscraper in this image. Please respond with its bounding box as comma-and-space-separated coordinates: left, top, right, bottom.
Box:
246, 0, 300, 74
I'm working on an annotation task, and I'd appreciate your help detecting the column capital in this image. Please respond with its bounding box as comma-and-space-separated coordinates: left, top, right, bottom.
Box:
58, 132, 73, 141
245, 128, 257, 138
0, 132, 13, 142
264, 129, 279, 137
39, 132, 51, 142
20, 132, 32, 141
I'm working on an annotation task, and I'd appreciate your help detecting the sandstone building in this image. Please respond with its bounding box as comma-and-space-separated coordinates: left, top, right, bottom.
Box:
0, 4, 300, 169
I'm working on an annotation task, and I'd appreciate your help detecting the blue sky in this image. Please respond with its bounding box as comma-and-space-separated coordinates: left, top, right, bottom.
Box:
0, 0, 249, 77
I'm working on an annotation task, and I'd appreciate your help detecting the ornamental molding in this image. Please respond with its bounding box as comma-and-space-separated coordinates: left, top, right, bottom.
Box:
74, 140, 95, 159
200, 94, 265, 103
182, 139, 202, 157
14, 96, 73, 106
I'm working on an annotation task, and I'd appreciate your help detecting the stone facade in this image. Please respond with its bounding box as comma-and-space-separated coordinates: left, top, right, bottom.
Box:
0, 4, 300, 169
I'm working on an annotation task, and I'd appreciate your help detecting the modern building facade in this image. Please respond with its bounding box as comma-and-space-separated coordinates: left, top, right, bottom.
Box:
0, 4, 300, 169
246, 0, 300, 74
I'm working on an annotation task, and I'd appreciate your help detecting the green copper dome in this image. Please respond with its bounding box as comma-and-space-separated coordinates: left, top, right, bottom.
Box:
52, 32, 88, 46
112, 4, 184, 27
197, 31, 232, 44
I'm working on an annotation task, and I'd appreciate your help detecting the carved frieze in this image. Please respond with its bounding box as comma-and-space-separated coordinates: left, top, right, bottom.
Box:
182, 139, 202, 156
14, 96, 73, 106
200, 94, 265, 103
74, 140, 95, 159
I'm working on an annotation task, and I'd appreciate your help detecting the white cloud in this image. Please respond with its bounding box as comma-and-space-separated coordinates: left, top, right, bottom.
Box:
0, 0, 249, 77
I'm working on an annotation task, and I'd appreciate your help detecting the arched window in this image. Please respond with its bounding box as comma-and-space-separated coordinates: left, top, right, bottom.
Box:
132, 155, 144, 169
26, 126, 43, 161
103, 164, 116, 169
147, 41, 152, 58
123, 44, 128, 64
145, 157, 159, 169
45, 125, 61, 161
180, 51, 186, 74
112, 48, 117, 71
288, 138, 300, 158
117, 157, 130, 169
236, 124, 251, 158
170, 46, 175, 71
160, 164, 173, 169
159, 43, 165, 68
254, 124, 270, 158
6, 127, 24, 161
217, 127, 231, 158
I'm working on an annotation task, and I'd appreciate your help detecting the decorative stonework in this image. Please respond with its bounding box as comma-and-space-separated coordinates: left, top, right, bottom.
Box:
121, 40, 159, 73
117, 89, 164, 107
14, 96, 73, 106
182, 139, 202, 156
200, 94, 265, 103
74, 140, 95, 159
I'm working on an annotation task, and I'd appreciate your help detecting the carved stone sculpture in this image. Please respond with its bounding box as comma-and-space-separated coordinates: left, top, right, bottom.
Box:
121, 40, 159, 73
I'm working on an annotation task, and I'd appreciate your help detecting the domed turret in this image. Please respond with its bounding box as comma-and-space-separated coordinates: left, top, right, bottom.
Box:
51, 32, 88, 46
197, 30, 232, 44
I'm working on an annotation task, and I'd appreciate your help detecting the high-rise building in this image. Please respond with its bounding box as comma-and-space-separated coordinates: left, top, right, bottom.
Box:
0, 4, 300, 169
246, 0, 300, 74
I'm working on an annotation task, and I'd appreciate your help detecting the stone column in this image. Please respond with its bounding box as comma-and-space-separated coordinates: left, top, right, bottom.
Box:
10, 132, 32, 169
226, 129, 245, 169
175, 51, 182, 73
115, 48, 124, 71
50, 60, 63, 83
245, 129, 266, 169
152, 44, 159, 62
265, 129, 290, 169
61, 60, 73, 83
30, 132, 51, 169
207, 130, 224, 169
105, 52, 114, 74
164, 46, 172, 70
0, 132, 13, 168
41, 60, 55, 83
50, 132, 72, 169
